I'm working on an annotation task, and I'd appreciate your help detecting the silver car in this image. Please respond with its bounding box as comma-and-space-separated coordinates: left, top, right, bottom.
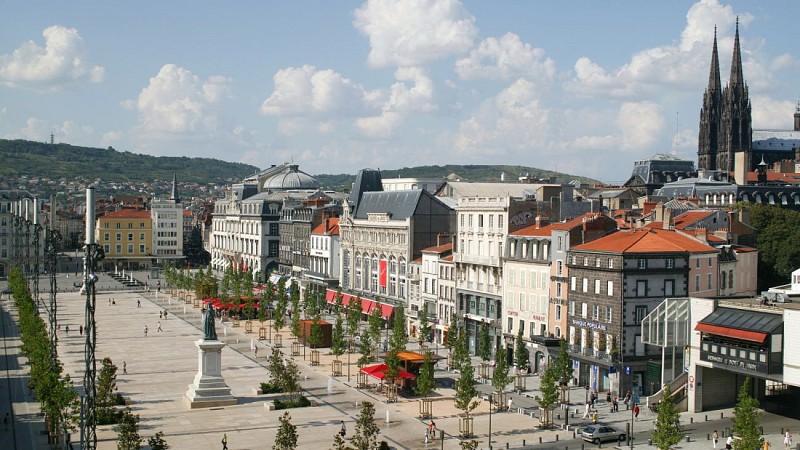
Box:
580, 424, 626, 444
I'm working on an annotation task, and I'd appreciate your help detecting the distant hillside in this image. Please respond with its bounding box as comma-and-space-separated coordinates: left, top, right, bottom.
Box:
315, 165, 600, 192
0, 139, 259, 185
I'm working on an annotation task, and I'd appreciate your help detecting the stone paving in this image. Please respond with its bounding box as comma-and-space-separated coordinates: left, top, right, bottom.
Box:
40, 272, 800, 449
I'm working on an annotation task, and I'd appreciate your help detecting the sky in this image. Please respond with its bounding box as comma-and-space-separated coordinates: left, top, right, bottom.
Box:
1, 0, 798, 183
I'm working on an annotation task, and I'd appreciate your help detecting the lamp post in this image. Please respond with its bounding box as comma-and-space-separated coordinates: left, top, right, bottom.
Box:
488, 392, 493, 450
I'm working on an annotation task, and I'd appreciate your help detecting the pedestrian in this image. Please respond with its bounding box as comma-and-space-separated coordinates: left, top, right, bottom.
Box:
507, 398, 513, 411
424, 427, 429, 444
144, 324, 148, 336
163, 310, 168, 320
764, 439, 771, 450
3, 412, 9, 431
713, 430, 718, 449
606, 390, 611, 403
112, 299, 116, 305
612, 396, 618, 412
633, 404, 639, 421
157, 321, 162, 332
108, 298, 111, 306
123, 361, 127, 375
221, 433, 228, 450
340, 420, 346, 437
137, 299, 141, 308
726, 435, 733, 450
785, 429, 792, 450
583, 402, 590, 419
65, 325, 69, 334
79, 325, 83, 335
254, 346, 258, 358
159, 311, 163, 319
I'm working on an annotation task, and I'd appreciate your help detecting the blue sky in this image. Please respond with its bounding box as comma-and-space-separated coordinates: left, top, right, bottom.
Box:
1, 0, 798, 183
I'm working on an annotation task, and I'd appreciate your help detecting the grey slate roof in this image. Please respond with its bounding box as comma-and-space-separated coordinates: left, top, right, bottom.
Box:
353, 190, 424, 220
698, 307, 783, 334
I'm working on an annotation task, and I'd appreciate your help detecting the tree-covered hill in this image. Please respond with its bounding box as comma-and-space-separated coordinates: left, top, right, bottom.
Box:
0, 139, 259, 184
315, 164, 600, 192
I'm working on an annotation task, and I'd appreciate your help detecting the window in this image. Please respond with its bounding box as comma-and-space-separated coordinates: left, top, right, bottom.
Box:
569, 300, 576, 315
581, 303, 587, 318
557, 261, 563, 276
638, 259, 647, 269
139, 244, 145, 253
489, 215, 494, 228
635, 305, 649, 323
478, 214, 484, 227
595, 258, 601, 267
140, 233, 145, 240
608, 258, 614, 269
115, 244, 122, 254
468, 214, 473, 227
508, 268, 515, 285
519, 320, 525, 336
696, 258, 700, 268
460, 214, 464, 227
695, 275, 701, 291
607, 280, 614, 296
666, 258, 674, 269
606, 306, 613, 323
116, 233, 122, 241
720, 272, 726, 290
570, 277, 576, 291
592, 304, 599, 320
708, 273, 713, 290
583, 256, 589, 266
558, 236, 563, 250
582, 278, 588, 292
555, 305, 562, 321
498, 215, 503, 229
636, 280, 647, 297
127, 244, 134, 253
508, 317, 513, 332
128, 233, 133, 241
556, 283, 562, 298
519, 292, 525, 311
594, 279, 601, 294
709, 257, 713, 267
728, 270, 734, 289
664, 279, 674, 296
104, 233, 109, 241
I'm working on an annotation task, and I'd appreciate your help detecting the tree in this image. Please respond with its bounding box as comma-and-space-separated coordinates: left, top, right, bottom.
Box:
331, 432, 348, 450
357, 329, 373, 366
274, 279, 288, 336
414, 351, 436, 399
309, 307, 324, 349
418, 302, 432, 344
346, 295, 362, 341
732, 377, 763, 450
117, 408, 142, 450
290, 283, 302, 340
513, 328, 529, 372
97, 357, 120, 424
391, 305, 408, 350
477, 322, 491, 362
331, 314, 346, 361
535, 360, 559, 428
453, 326, 479, 418
350, 401, 380, 450
651, 383, 683, 450
266, 348, 286, 390
552, 340, 573, 387
444, 312, 459, 354
368, 304, 384, 352
273, 411, 299, 450
183, 225, 210, 267
281, 358, 302, 403
147, 431, 170, 450
744, 204, 800, 290
492, 345, 511, 393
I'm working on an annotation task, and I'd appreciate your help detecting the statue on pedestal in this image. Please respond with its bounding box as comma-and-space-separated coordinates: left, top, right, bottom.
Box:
203, 304, 218, 340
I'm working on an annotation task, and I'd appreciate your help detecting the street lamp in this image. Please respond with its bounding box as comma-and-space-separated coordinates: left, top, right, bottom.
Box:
488, 392, 493, 450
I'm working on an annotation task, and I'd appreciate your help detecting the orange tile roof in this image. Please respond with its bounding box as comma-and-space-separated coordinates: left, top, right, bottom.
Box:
442, 255, 454, 261
512, 213, 607, 236
672, 211, 714, 230
183, 210, 193, 217
422, 242, 453, 253
746, 172, 800, 184
311, 218, 340, 236
102, 209, 151, 219
571, 228, 717, 254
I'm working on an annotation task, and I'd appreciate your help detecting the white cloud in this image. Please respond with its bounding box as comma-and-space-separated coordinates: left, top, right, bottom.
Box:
127, 64, 230, 133
17, 117, 96, 144
0, 25, 104, 91
260, 65, 373, 117
356, 67, 435, 137
752, 96, 796, 129
565, 0, 746, 99
615, 102, 665, 150
455, 32, 556, 82
353, 0, 477, 68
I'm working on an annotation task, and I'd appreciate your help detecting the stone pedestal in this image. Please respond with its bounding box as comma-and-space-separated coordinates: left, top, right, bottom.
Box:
185, 339, 237, 409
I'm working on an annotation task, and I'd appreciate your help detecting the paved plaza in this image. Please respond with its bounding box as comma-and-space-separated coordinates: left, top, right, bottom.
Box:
3, 271, 800, 449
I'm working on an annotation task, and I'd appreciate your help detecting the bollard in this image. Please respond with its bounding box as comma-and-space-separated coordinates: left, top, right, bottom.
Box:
760, 427, 764, 435
721, 412, 724, 419
574, 430, 577, 438
705, 414, 708, 422
708, 434, 710, 440
539, 437, 542, 444
686, 435, 690, 443
648, 439, 652, 446
556, 434, 559, 442
523, 440, 525, 446
690, 417, 694, 424
598, 441, 601, 448
557, 413, 561, 420
506, 444, 509, 449
582, 444, 585, 450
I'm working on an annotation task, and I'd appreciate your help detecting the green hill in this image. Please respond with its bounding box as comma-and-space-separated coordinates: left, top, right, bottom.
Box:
315, 165, 599, 192
0, 139, 258, 184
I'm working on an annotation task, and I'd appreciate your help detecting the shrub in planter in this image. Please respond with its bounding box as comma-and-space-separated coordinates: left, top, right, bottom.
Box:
273, 396, 310, 410
259, 382, 283, 394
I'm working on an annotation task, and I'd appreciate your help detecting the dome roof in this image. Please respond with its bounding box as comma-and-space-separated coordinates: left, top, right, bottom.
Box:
263, 164, 320, 191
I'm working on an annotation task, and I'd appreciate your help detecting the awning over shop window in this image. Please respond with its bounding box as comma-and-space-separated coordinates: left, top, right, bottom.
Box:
325, 289, 394, 319
694, 307, 782, 344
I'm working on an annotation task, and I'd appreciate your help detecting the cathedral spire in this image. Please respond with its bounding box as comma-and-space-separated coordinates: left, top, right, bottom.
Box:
170, 172, 180, 203
729, 17, 744, 87
708, 26, 721, 93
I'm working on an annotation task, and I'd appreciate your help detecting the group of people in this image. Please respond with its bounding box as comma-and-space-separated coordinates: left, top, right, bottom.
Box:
712, 428, 792, 450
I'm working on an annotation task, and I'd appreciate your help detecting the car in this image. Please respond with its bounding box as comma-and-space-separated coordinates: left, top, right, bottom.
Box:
580, 424, 626, 444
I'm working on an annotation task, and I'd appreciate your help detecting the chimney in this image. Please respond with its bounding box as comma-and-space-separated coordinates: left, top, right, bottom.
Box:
535, 215, 549, 229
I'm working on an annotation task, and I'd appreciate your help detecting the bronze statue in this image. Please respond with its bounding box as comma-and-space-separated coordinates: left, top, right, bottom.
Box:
203, 304, 218, 340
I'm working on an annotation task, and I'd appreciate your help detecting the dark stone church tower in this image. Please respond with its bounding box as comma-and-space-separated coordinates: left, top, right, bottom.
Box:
698, 19, 752, 173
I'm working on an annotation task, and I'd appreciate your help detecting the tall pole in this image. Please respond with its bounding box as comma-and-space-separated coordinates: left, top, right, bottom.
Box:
82, 187, 103, 450
488, 393, 493, 450
32, 198, 41, 311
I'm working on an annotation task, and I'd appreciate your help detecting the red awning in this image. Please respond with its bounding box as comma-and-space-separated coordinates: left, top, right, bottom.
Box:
695, 323, 768, 344
325, 289, 394, 319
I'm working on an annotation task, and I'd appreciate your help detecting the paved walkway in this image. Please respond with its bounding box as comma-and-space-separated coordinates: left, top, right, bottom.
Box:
10, 271, 800, 449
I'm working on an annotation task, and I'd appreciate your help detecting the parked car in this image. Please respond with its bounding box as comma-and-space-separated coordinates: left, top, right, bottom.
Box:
580, 424, 626, 444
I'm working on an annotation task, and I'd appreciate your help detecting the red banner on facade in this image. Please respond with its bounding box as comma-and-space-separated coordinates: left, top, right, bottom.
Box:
379, 260, 388, 287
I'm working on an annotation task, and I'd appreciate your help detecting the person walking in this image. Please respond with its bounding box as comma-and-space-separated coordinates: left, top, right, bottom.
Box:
137, 299, 141, 308
65, 325, 69, 334
157, 321, 162, 332
79, 325, 83, 335
163, 310, 168, 320
726, 435, 733, 450
159, 311, 163, 319
764, 439, 771, 450
254, 346, 258, 358
221, 433, 228, 450
123, 361, 127, 375
339, 421, 346, 437
785, 429, 792, 450
712, 430, 718, 449
583, 402, 591, 419
633, 404, 640, 421
144, 325, 148, 336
